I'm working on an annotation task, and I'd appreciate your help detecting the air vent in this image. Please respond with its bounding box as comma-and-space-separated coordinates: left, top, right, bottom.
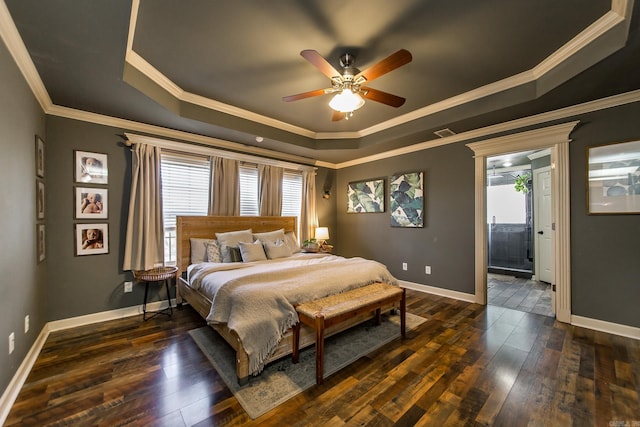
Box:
434, 128, 456, 138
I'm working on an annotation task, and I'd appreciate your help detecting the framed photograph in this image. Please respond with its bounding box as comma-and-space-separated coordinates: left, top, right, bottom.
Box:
37, 224, 46, 263
74, 150, 108, 184
75, 223, 109, 256
347, 178, 385, 213
35, 135, 45, 178
36, 179, 45, 220
587, 139, 640, 214
390, 171, 424, 227
75, 187, 108, 219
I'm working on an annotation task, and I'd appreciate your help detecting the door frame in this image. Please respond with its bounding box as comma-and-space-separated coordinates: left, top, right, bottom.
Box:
467, 121, 578, 323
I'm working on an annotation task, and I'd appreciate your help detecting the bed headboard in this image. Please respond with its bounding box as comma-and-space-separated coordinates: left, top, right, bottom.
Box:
176, 216, 298, 275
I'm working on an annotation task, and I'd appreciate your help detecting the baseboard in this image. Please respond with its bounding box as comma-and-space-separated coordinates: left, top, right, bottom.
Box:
47, 298, 176, 332
399, 280, 476, 303
571, 315, 640, 341
0, 325, 49, 425
0, 298, 175, 425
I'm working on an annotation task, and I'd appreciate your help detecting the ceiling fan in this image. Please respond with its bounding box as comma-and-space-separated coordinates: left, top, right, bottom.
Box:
282, 49, 412, 121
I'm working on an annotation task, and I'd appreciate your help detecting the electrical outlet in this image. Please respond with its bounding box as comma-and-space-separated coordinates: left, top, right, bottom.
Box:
9, 332, 14, 354
24, 315, 29, 333
124, 281, 133, 293
425, 266, 431, 274
402, 262, 408, 271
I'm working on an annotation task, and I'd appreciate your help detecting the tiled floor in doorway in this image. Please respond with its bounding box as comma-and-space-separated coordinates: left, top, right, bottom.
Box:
488, 273, 554, 317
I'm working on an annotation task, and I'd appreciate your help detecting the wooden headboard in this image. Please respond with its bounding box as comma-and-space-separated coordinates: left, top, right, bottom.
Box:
176, 216, 298, 275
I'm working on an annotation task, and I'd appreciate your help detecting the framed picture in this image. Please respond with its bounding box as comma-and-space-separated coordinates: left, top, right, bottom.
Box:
35, 135, 45, 178
75, 223, 109, 256
36, 179, 45, 220
37, 224, 46, 263
390, 171, 424, 227
75, 187, 108, 219
74, 150, 108, 184
587, 139, 640, 214
347, 178, 385, 213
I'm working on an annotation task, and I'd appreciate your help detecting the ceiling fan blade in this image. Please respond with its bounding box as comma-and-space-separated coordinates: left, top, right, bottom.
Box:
300, 50, 341, 79
361, 87, 406, 107
331, 111, 346, 121
354, 49, 412, 83
282, 88, 329, 102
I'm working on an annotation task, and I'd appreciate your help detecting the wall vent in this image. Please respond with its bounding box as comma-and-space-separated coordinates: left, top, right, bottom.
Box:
434, 128, 456, 138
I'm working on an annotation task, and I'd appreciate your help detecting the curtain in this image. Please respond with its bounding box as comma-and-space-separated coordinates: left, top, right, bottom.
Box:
300, 169, 317, 242
209, 157, 240, 215
258, 164, 283, 216
123, 143, 164, 271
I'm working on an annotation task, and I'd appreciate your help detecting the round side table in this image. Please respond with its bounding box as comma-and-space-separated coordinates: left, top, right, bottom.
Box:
133, 266, 178, 321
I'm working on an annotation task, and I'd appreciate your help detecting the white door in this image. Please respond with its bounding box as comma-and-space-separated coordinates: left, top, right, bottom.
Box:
534, 167, 555, 312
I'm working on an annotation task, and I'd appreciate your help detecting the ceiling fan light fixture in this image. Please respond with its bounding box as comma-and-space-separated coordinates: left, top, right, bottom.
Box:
328, 89, 365, 113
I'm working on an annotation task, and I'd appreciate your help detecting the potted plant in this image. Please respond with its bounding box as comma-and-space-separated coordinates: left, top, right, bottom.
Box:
514, 173, 531, 193
302, 238, 319, 252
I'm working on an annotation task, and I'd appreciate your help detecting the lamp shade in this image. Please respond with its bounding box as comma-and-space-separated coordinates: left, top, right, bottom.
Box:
315, 227, 330, 241
328, 90, 365, 113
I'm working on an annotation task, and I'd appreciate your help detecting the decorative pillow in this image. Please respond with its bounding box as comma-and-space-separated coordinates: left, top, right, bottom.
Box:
190, 238, 214, 264
253, 228, 286, 244
216, 229, 253, 262
238, 240, 268, 262
284, 231, 301, 253
264, 239, 292, 259
220, 244, 243, 262
205, 240, 222, 263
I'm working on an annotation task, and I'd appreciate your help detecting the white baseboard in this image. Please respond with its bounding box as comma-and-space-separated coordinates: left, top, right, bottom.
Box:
399, 280, 476, 303
571, 315, 640, 341
0, 298, 175, 425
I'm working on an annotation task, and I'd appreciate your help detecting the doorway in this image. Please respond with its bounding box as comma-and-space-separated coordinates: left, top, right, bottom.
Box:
466, 121, 578, 323
485, 152, 554, 317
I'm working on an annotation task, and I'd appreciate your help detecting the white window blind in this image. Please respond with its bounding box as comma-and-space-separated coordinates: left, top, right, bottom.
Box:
282, 170, 302, 217
161, 152, 211, 262
239, 164, 259, 216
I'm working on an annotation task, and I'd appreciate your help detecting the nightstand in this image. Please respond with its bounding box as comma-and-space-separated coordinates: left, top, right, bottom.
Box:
133, 266, 178, 321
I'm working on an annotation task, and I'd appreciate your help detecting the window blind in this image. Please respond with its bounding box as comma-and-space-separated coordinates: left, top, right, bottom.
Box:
239, 164, 259, 216
160, 152, 210, 262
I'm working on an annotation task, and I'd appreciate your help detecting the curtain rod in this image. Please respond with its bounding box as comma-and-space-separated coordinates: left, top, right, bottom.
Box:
124, 133, 316, 172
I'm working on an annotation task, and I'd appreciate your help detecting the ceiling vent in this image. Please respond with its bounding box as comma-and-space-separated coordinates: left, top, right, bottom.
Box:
434, 128, 456, 138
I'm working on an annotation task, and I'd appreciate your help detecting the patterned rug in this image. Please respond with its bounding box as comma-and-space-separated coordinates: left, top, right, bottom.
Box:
189, 312, 426, 419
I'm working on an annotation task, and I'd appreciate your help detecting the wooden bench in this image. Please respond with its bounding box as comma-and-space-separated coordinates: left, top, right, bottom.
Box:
292, 283, 406, 385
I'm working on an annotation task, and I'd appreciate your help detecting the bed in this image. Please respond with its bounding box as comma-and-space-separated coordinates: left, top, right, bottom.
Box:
175, 215, 399, 384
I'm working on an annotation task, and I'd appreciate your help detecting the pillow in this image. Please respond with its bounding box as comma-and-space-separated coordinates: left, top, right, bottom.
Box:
216, 229, 253, 262
284, 231, 301, 253
253, 228, 286, 244
190, 238, 214, 264
264, 239, 292, 259
205, 240, 221, 263
238, 240, 268, 262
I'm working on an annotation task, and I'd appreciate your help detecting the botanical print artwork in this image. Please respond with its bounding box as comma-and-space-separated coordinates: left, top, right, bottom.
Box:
347, 179, 385, 213
390, 172, 424, 227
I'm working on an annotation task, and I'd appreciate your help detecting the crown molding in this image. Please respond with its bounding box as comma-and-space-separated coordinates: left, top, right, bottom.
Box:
0, 0, 52, 111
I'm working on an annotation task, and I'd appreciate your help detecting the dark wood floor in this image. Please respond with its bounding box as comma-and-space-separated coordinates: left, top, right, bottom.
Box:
5, 290, 640, 426
488, 273, 554, 317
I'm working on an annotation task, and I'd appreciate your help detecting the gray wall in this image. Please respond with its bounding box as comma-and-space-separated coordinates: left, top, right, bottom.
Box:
569, 104, 640, 327
335, 142, 476, 293
335, 102, 640, 328
0, 41, 47, 394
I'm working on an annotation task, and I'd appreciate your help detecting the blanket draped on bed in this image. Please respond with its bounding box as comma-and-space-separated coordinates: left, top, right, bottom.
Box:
188, 254, 398, 375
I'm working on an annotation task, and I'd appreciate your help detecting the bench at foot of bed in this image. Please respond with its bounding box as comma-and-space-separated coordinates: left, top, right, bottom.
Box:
292, 283, 406, 385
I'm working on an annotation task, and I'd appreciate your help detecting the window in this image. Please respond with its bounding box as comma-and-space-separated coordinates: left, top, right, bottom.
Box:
239, 164, 259, 216
282, 170, 302, 230
161, 152, 210, 263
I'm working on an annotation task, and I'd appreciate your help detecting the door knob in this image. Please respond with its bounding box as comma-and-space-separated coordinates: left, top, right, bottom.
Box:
537, 231, 544, 235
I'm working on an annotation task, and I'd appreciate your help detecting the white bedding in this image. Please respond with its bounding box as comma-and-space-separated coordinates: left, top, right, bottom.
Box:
187, 253, 398, 375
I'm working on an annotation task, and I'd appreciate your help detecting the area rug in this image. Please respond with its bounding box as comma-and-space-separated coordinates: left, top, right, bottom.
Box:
189, 312, 426, 419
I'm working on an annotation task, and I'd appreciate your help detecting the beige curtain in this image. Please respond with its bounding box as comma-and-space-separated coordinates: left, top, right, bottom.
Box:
209, 156, 240, 215
123, 143, 164, 271
300, 169, 317, 242
258, 164, 283, 216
